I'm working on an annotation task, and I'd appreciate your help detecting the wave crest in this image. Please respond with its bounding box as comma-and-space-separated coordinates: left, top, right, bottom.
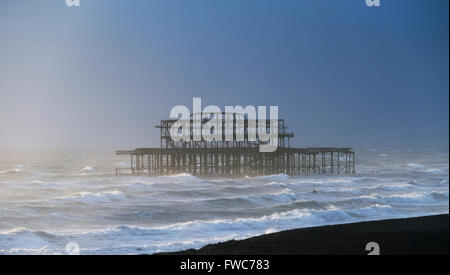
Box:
54, 191, 126, 204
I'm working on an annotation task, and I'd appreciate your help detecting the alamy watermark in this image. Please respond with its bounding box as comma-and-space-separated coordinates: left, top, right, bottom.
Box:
169, 98, 279, 153
65, 242, 80, 255
65, 1, 379, 8
365, 0, 381, 7
66, 0, 80, 7
365, 242, 380, 255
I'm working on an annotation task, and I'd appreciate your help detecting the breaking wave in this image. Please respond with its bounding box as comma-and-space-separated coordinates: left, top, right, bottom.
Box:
53, 191, 126, 204
0, 204, 398, 255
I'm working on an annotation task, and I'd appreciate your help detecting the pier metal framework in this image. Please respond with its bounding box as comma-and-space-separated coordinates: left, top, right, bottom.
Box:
116, 114, 355, 176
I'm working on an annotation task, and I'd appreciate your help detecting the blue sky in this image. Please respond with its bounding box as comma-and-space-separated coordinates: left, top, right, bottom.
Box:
0, 0, 448, 150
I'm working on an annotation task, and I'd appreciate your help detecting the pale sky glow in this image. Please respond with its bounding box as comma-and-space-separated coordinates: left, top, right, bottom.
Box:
0, 0, 448, 150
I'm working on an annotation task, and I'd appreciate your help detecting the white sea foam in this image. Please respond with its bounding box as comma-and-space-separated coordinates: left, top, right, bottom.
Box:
54, 190, 126, 203
0, 201, 442, 255
264, 182, 289, 187
384, 191, 449, 205
167, 173, 194, 178
248, 174, 290, 181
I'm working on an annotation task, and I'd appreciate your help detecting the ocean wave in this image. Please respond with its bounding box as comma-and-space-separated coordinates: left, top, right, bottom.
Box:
246, 174, 290, 181
124, 181, 156, 191
122, 176, 213, 191
169, 173, 192, 177
425, 168, 446, 175
0, 227, 66, 254
53, 190, 126, 204
406, 181, 422, 186
153, 204, 395, 236
83, 204, 396, 238
0, 149, 448, 255
273, 199, 329, 211
331, 196, 384, 209
383, 191, 449, 205
0, 204, 426, 255
405, 163, 425, 169
308, 178, 358, 186
360, 183, 413, 192
198, 188, 296, 208
264, 182, 289, 187
272, 190, 447, 212
1, 227, 61, 241
0, 168, 22, 174
335, 191, 449, 207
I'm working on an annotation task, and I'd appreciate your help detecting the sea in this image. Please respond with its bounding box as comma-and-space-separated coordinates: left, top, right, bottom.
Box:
0, 147, 448, 254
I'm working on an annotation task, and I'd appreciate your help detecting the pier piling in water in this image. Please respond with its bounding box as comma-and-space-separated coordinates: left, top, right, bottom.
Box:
116, 116, 355, 176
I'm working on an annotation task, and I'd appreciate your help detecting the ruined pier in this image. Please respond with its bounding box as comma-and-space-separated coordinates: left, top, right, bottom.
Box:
116, 116, 355, 176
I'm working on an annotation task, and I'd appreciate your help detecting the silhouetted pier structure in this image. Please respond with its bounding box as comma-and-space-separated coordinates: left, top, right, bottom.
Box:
116, 115, 355, 176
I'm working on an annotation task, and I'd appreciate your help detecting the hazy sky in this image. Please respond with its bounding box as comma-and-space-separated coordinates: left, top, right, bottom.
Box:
0, 0, 448, 150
